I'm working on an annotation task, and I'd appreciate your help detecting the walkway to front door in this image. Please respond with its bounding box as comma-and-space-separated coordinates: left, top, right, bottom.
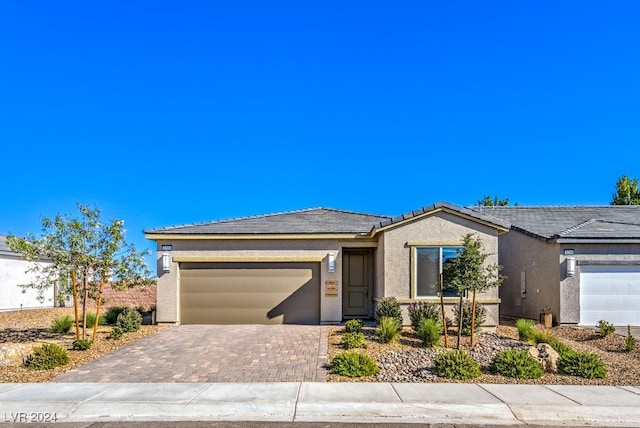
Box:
54, 325, 328, 382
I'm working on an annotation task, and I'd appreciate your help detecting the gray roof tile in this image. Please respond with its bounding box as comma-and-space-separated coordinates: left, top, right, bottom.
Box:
0, 234, 10, 253
144, 208, 391, 235
471, 206, 640, 240
373, 201, 510, 231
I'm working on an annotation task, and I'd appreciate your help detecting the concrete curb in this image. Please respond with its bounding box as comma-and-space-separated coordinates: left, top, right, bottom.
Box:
0, 383, 639, 426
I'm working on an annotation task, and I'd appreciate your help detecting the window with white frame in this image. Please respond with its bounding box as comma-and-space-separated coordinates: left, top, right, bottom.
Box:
414, 246, 462, 298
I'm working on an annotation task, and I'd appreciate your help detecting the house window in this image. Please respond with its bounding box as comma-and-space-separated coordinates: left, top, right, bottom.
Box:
414, 246, 462, 298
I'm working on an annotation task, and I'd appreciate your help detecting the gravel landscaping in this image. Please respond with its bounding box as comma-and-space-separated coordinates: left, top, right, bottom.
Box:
0, 308, 166, 382
328, 322, 640, 385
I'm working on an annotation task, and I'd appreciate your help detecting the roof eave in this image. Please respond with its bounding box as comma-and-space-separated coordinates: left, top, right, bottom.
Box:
144, 232, 370, 241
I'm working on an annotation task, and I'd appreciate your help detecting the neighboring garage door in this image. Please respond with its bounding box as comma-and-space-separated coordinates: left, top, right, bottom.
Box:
580, 265, 640, 325
180, 262, 320, 325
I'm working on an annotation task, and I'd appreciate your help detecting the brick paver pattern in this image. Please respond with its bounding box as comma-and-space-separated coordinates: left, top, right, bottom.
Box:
54, 325, 328, 383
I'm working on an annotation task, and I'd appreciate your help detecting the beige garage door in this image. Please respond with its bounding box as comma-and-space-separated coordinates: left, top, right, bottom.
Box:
180, 262, 320, 324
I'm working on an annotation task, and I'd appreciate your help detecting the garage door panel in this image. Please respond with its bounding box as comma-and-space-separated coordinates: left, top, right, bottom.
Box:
180, 262, 320, 325
580, 266, 640, 325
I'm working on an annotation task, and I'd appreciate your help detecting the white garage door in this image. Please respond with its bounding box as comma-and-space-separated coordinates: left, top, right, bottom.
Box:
580, 265, 640, 326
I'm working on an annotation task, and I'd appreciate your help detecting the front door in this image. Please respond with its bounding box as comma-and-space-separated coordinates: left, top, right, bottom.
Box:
342, 249, 372, 318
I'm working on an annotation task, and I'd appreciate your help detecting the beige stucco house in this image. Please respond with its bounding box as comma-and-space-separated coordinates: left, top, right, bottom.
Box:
471, 206, 640, 326
144, 202, 509, 326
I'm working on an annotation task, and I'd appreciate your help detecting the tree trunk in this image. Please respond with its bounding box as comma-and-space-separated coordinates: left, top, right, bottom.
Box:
82, 270, 89, 340
457, 294, 463, 349
470, 290, 477, 347
92, 275, 105, 343
439, 274, 448, 348
71, 270, 80, 340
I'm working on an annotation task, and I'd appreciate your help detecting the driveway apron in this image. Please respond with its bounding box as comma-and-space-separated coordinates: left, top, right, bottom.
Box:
54, 325, 328, 383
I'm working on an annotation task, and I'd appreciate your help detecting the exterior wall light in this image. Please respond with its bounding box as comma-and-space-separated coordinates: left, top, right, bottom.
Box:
566, 257, 576, 277
328, 252, 336, 273
162, 252, 171, 273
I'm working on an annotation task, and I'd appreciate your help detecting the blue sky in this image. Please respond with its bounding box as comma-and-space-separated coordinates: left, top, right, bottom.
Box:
1, 1, 639, 265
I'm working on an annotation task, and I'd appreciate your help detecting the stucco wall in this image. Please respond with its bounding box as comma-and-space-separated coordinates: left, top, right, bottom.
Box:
0, 255, 55, 311
379, 212, 502, 326
153, 238, 352, 324
498, 231, 559, 323
559, 243, 640, 324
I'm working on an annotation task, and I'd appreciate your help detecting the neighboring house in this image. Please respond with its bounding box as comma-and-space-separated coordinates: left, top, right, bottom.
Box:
472, 206, 640, 326
144, 202, 509, 326
0, 234, 57, 311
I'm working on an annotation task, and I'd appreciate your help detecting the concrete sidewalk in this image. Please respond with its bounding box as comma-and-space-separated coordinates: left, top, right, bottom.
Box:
1, 383, 640, 426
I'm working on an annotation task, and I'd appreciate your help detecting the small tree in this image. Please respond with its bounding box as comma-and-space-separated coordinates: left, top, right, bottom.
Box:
443, 233, 504, 348
7, 204, 154, 341
476, 195, 512, 206
611, 174, 640, 205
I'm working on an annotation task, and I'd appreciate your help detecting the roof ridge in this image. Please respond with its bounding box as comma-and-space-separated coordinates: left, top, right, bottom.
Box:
558, 219, 596, 236
145, 207, 390, 233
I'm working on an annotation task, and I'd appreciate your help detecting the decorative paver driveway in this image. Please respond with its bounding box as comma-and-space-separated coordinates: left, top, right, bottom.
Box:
54, 325, 328, 382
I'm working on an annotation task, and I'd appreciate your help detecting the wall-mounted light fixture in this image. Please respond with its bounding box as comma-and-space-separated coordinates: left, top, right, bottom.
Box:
328, 252, 336, 273
566, 257, 576, 277
162, 252, 171, 272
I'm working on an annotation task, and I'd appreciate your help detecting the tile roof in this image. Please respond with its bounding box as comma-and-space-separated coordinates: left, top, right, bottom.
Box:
372, 201, 510, 231
144, 208, 392, 235
471, 206, 640, 241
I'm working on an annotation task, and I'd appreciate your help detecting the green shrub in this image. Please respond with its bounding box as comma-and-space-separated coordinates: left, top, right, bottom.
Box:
432, 350, 482, 380
329, 352, 379, 377
490, 349, 543, 379
116, 308, 142, 333
416, 318, 442, 347
407, 301, 441, 332
343, 332, 367, 349
344, 319, 364, 333
558, 351, 607, 379
516, 318, 536, 342
625, 325, 636, 352
109, 325, 124, 340
374, 297, 403, 326
26, 343, 70, 370
84, 311, 107, 328
50, 315, 74, 334
377, 316, 402, 344
104, 306, 128, 325
72, 339, 92, 351
596, 320, 615, 337
451, 301, 486, 336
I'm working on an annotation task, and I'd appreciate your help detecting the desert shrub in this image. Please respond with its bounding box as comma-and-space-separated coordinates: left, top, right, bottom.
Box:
374, 297, 403, 326
72, 338, 92, 351
104, 306, 128, 325
344, 319, 364, 333
490, 349, 543, 379
558, 351, 607, 379
377, 316, 402, 344
432, 350, 482, 380
596, 320, 615, 337
451, 301, 486, 336
531, 330, 573, 359
343, 332, 367, 349
408, 301, 440, 332
26, 343, 70, 370
329, 352, 379, 377
116, 308, 142, 333
516, 318, 536, 342
109, 325, 124, 340
625, 325, 636, 352
50, 315, 74, 334
416, 318, 442, 347
84, 311, 107, 328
